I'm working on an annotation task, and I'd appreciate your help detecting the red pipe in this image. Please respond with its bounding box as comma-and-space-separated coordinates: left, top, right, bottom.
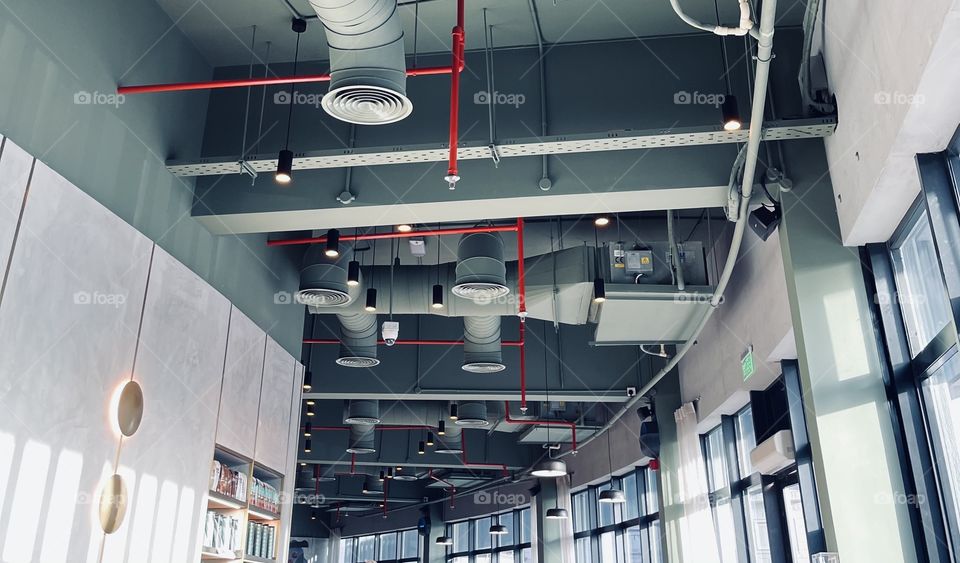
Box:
516, 218, 527, 318
444, 0, 466, 189
428, 469, 457, 508
116, 64, 463, 95
304, 338, 524, 347
519, 322, 527, 412
503, 401, 578, 453
268, 224, 517, 247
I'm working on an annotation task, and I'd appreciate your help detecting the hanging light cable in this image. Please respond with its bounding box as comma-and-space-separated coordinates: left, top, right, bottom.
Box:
365, 227, 378, 312
432, 225, 444, 309
276, 18, 306, 184
598, 428, 626, 504
533, 323, 567, 478
715, 0, 742, 131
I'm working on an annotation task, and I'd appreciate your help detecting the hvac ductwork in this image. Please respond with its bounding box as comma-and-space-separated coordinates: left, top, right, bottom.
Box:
435, 424, 463, 454
455, 401, 490, 426
345, 400, 381, 424
453, 233, 510, 302
296, 246, 353, 307
347, 424, 376, 454
462, 316, 505, 373
337, 312, 379, 368
307, 0, 412, 125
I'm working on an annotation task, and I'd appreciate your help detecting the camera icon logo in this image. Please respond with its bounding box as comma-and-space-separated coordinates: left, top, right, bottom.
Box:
673, 91, 692, 105
274, 291, 293, 305
473, 91, 490, 105
74, 91, 92, 105
73, 291, 92, 305
474, 490, 491, 504
274, 91, 292, 105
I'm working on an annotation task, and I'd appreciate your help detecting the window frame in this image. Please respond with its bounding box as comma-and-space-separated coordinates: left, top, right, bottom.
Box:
444, 506, 533, 562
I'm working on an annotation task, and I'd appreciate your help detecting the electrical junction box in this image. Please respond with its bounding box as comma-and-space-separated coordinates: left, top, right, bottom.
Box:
606, 241, 706, 285
408, 238, 427, 257
625, 250, 654, 274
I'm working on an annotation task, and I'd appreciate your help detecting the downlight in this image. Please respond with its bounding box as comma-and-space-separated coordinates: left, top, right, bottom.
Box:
531, 459, 567, 478
545, 507, 569, 520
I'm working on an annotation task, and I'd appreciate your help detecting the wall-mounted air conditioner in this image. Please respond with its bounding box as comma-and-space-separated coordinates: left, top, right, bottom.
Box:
749, 429, 795, 475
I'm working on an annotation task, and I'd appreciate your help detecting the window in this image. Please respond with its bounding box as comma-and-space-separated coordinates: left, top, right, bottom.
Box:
922, 352, 960, 536
400, 529, 419, 559
782, 483, 810, 563
735, 406, 756, 478
445, 506, 532, 562
744, 485, 771, 563
571, 467, 662, 563
890, 209, 952, 356
356, 535, 375, 561
339, 529, 420, 563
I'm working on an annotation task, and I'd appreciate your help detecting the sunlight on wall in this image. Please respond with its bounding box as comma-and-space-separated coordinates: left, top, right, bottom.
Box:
38, 449, 84, 563
172, 486, 197, 561
101, 464, 137, 563
2, 440, 51, 562
127, 473, 158, 562
0, 432, 14, 530
823, 289, 871, 381
150, 479, 179, 563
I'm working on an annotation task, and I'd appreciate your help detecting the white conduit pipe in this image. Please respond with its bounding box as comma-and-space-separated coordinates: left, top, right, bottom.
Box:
559, 0, 777, 458
670, 0, 757, 37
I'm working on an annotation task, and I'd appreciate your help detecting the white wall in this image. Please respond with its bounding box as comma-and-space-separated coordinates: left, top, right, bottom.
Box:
0, 136, 300, 563
824, 0, 960, 244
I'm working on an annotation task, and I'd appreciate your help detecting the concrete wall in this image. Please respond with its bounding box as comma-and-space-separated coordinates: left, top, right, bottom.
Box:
823, 0, 960, 244
0, 138, 300, 563
0, 0, 303, 354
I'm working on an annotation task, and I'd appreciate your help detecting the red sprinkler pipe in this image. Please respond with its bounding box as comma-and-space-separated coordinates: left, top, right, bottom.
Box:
518, 322, 527, 412
516, 218, 527, 318
444, 0, 466, 189
503, 401, 578, 453
268, 224, 517, 247
428, 469, 457, 508
304, 338, 524, 347
116, 64, 464, 95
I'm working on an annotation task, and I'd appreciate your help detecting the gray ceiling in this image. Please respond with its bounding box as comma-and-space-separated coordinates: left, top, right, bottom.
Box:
154, 0, 807, 67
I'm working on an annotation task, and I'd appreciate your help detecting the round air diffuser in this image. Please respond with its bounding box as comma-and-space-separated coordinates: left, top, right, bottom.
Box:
452, 233, 510, 302
345, 400, 381, 425
322, 85, 413, 125
347, 425, 376, 454
392, 473, 418, 482
336, 356, 381, 368
296, 257, 353, 307
455, 401, 490, 427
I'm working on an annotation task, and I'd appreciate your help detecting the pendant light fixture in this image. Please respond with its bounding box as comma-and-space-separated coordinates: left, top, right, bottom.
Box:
593, 224, 606, 304
302, 370, 313, 391
303, 438, 312, 453
347, 229, 361, 286
489, 489, 508, 535
324, 228, 340, 258
437, 419, 446, 436
365, 227, 378, 312
449, 403, 459, 421
714, 0, 741, 131
426, 432, 435, 446
598, 430, 626, 504
594, 216, 610, 227
432, 225, 444, 309
545, 506, 569, 520
436, 536, 453, 546
306, 403, 315, 417
532, 324, 568, 478
396, 224, 414, 233
304, 421, 312, 437
379, 470, 386, 481
275, 18, 306, 184
418, 440, 426, 455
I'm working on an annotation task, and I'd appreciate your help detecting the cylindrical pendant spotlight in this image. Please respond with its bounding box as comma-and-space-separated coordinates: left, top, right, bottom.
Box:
432, 284, 444, 309
365, 288, 378, 312
379, 470, 385, 481
449, 403, 458, 420
302, 371, 313, 391
426, 432, 435, 446
304, 422, 312, 437
275, 149, 293, 184
593, 277, 606, 303
347, 260, 361, 287
325, 229, 341, 258
303, 439, 312, 453
721, 95, 742, 131
418, 441, 426, 455
437, 420, 446, 436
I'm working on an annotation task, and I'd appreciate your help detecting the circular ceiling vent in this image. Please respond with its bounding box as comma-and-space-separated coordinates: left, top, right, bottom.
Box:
345, 445, 377, 454
322, 85, 413, 125
450, 282, 510, 302
434, 446, 464, 454
392, 474, 418, 482
462, 361, 507, 374
295, 287, 352, 307
455, 417, 490, 427
336, 356, 381, 369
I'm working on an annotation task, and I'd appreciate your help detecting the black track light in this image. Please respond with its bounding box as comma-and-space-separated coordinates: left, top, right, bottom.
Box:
303, 438, 312, 453
302, 370, 312, 391
275, 150, 294, 184
438, 420, 446, 436
304, 422, 312, 437
426, 432, 435, 446
387, 468, 394, 479
418, 441, 426, 455
311, 509, 317, 520
365, 288, 378, 312
306, 404, 315, 417
379, 470, 386, 481
721, 95, 742, 131
449, 403, 458, 420
593, 277, 606, 303
325, 229, 341, 258
432, 284, 444, 309
347, 260, 361, 287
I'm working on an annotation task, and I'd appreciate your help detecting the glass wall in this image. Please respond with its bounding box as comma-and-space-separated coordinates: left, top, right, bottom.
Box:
339, 528, 420, 562
444, 507, 532, 562
570, 466, 662, 563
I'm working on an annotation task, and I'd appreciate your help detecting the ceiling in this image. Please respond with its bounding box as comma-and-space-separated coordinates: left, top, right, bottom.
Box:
153, 0, 808, 67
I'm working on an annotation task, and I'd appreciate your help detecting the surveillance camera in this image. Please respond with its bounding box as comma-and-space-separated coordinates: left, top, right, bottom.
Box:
382, 321, 400, 346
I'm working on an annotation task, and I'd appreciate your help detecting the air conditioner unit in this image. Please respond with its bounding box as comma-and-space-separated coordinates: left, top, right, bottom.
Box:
749, 430, 795, 475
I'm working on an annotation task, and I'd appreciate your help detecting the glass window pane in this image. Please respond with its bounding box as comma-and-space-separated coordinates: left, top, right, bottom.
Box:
400, 529, 419, 558
649, 520, 662, 563
451, 521, 470, 553
713, 497, 738, 563
378, 531, 397, 560
622, 472, 640, 521
646, 469, 660, 515
624, 526, 642, 563
520, 508, 531, 543
575, 536, 593, 563
498, 551, 516, 563
736, 407, 756, 478
356, 535, 375, 561
476, 554, 492, 563
782, 483, 810, 563
338, 537, 352, 563
496, 511, 515, 547
476, 516, 493, 550
521, 547, 532, 563
705, 427, 727, 491
573, 490, 592, 532
745, 485, 772, 563
921, 353, 960, 538
598, 483, 615, 527
891, 211, 953, 356
449, 557, 469, 563
599, 531, 618, 563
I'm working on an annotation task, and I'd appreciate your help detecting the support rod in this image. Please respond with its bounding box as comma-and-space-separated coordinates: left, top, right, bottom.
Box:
304, 338, 524, 346
267, 224, 517, 247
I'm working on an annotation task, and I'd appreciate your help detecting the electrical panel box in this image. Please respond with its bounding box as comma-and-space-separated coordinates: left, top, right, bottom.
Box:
605, 241, 708, 285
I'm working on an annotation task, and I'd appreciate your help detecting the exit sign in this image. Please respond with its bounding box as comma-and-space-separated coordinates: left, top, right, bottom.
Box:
741, 346, 755, 380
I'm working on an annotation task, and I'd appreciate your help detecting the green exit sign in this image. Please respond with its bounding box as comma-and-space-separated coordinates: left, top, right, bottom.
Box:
741, 346, 755, 380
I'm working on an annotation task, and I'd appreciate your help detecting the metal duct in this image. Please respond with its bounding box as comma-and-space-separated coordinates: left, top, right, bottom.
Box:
345, 400, 381, 424
337, 312, 379, 367
296, 246, 352, 307
462, 316, 505, 373
435, 424, 463, 454
347, 425, 376, 454
455, 401, 490, 426
308, 0, 412, 125
361, 474, 384, 495
453, 233, 510, 302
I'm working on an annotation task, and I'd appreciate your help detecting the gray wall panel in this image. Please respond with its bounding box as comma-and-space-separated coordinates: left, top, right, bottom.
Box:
256, 338, 296, 473
216, 306, 267, 458
0, 137, 30, 274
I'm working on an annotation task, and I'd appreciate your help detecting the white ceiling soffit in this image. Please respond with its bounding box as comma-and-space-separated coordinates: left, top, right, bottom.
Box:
592, 285, 714, 345
167, 117, 837, 177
